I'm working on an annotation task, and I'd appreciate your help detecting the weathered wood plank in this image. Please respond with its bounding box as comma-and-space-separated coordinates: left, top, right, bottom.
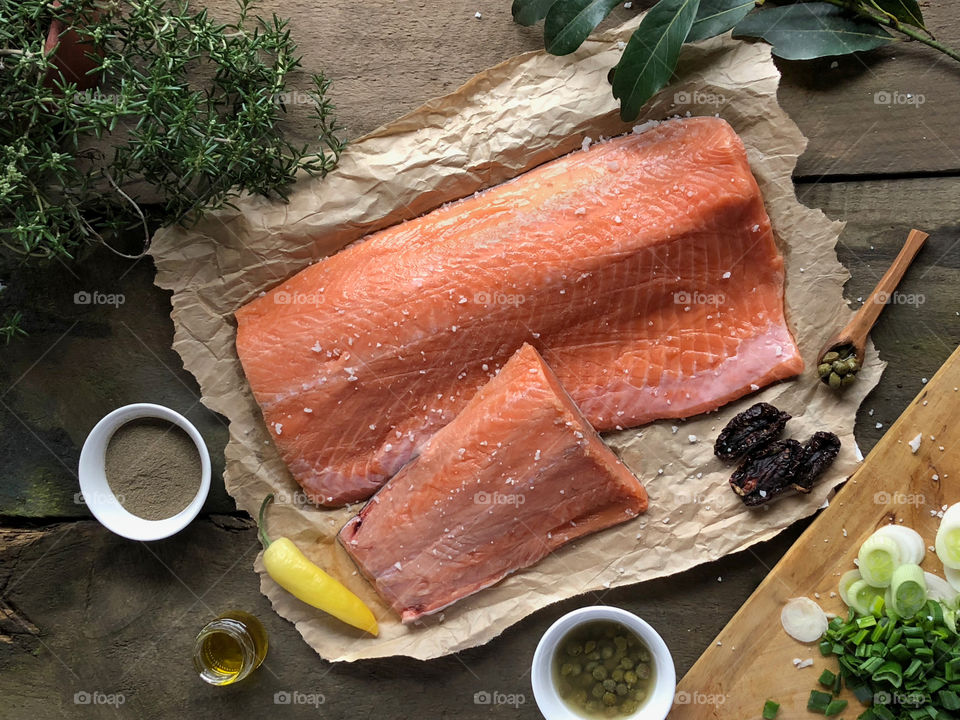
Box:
799, 175, 960, 448
214, 0, 960, 177
0, 519, 804, 718
0, 256, 233, 518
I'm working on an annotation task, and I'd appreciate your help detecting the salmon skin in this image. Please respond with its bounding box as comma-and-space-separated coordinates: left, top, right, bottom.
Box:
235, 117, 804, 506
339, 344, 648, 623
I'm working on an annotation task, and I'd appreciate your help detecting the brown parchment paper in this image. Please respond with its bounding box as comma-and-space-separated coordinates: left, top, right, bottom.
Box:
150, 17, 883, 661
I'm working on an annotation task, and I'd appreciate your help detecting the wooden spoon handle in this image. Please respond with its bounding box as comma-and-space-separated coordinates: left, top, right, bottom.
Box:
840, 228, 929, 349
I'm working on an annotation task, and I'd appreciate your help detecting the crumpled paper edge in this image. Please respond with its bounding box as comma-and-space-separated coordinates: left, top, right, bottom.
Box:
151, 19, 883, 661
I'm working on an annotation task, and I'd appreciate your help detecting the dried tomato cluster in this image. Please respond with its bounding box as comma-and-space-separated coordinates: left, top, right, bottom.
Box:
714, 403, 840, 506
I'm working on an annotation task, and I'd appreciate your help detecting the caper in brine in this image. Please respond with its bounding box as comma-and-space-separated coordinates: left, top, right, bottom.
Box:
612, 668, 625, 682
566, 642, 583, 656
624, 670, 638, 685
616, 683, 629, 696
603, 678, 616, 692
614, 636, 628, 651
601, 645, 614, 660
584, 640, 596, 654
561, 662, 574, 676
592, 666, 608, 681
592, 683, 605, 699
622, 699, 639, 714
620, 656, 634, 669
636, 662, 651, 679
570, 662, 581, 676
585, 660, 598, 672
602, 692, 617, 706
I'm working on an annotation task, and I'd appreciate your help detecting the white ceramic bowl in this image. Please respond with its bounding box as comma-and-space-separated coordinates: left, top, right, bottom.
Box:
78, 403, 211, 541
532, 606, 676, 720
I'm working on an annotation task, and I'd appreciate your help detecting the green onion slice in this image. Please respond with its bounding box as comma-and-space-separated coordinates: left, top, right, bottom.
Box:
858, 533, 903, 588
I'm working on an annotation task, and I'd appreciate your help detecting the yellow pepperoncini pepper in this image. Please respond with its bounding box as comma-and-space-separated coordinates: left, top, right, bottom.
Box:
258, 494, 378, 636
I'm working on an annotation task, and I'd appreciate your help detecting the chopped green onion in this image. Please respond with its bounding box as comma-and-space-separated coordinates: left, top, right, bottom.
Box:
819, 668, 837, 687
808, 689, 832, 713
872, 661, 903, 688
762, 699, 780, 719
825, 698, 848, 716
939, 690, 960, 711
851, 683, 874, 703
905, 658, 924, 679
810, 521, 960, 720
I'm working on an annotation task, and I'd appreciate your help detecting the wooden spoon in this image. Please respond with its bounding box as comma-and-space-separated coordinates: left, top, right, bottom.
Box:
817, 228, 929, 387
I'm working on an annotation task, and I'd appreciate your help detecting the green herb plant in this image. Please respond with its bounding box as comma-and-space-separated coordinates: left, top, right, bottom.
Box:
511, 0, 960, 121
0, 0, 343, 339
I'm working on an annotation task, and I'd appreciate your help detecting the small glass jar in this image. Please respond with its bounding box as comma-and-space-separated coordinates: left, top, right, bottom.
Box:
193, 610, 269, 686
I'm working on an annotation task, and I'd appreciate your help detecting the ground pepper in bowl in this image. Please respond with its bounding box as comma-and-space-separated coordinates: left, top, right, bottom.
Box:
105, 417, 202, 520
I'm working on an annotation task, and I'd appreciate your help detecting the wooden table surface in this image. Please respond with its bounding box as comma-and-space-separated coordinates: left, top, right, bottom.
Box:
2, 2, 960, 717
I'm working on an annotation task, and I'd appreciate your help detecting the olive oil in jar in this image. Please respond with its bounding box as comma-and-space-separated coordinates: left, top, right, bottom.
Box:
193, 610, 269, 685
553, 620, 655, 718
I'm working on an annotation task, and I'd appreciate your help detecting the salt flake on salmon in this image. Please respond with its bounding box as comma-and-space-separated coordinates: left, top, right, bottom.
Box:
235, 116, 803, 506
338, 344, 648, 623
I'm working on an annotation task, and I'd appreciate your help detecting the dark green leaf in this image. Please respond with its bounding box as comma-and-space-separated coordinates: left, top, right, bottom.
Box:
687, 0, 754, 43
544, 0, 622, 55
512, 0, 559, 26
732, 3, 893, 61
611, 0, 701, 121
873, 0, 924, 29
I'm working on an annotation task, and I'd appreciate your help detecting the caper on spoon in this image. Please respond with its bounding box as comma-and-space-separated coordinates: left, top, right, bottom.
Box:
817, 228, 928, 389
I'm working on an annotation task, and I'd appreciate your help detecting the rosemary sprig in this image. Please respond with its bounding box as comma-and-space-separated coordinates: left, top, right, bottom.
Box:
0, 0, 343, 336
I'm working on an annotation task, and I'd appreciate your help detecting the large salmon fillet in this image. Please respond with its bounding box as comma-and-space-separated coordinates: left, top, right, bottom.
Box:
339, 343, 648, 622
235, 116, 803, 506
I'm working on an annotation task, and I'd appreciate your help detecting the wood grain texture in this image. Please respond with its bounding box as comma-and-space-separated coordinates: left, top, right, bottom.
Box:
818, 228, 928, 366
0, 517, 804, 719
2, 1, 960, 716
198, 0, 960, 177
672, 344, 960, 719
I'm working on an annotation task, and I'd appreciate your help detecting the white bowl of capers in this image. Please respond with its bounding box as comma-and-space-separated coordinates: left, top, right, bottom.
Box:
531, 606, 676, 720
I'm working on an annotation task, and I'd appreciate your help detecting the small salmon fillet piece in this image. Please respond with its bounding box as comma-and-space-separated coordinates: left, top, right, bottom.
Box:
339, 343, 647, 623
235, 116, 803, 506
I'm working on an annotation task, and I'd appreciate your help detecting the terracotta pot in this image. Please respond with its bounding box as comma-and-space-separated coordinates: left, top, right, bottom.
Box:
42, 1, 102, 91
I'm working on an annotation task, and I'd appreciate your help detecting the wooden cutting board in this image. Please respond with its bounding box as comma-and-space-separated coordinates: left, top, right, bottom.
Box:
672, 344, 960, 719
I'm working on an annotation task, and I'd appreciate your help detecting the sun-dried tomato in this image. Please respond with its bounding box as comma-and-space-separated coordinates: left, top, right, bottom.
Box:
792, 431, 841, 494
714, 402, 791, 462
730, 439, 803, 506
